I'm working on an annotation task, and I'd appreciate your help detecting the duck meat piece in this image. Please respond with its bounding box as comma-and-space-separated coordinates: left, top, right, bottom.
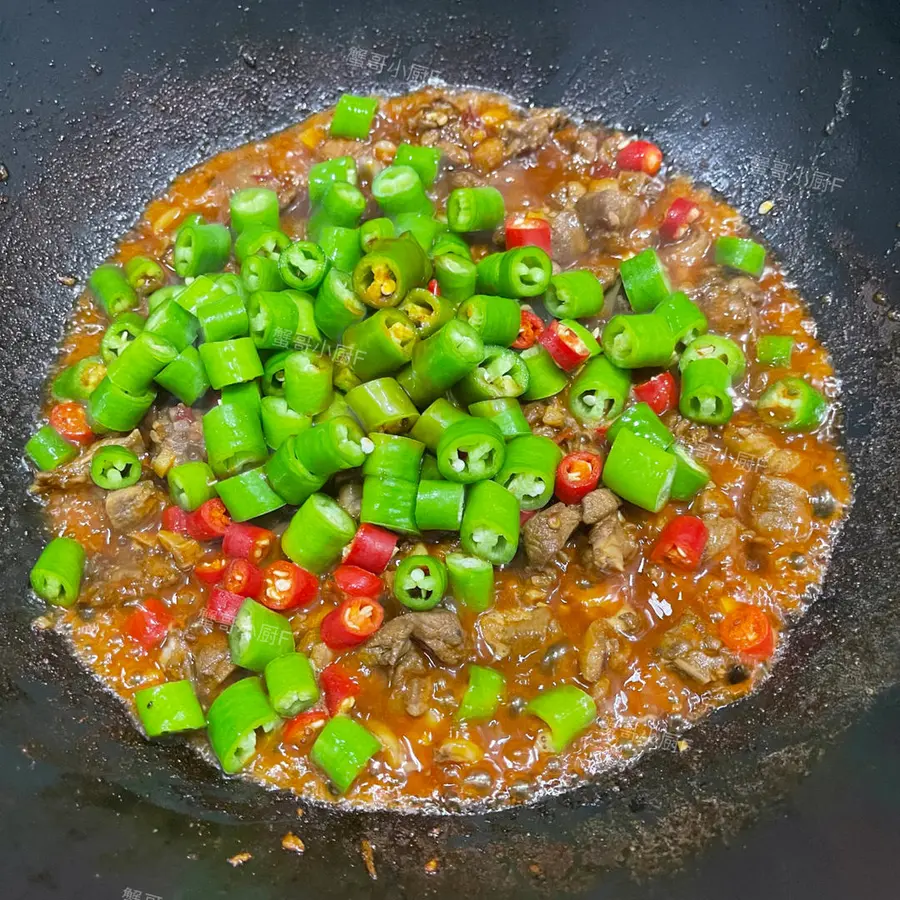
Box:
580, 488, 621, 525
575, 188, 643, 233
157, 529, 203, 569
501, 108, 569, 158
548, 211, 590, 266
105, 482, 165, 532
32, 429, 145, 491
148, 404, 206, 478
361, 609, 465, 668
579, 618, 631, 682
588, 515, 636, 573
192, 631, 238, 703
749, 475, 812, 542
479, 605, 561, 661
701, 514, 741, 560
522, 503, 582, 567
656, 612, 732, 686
390, 648, 430, 717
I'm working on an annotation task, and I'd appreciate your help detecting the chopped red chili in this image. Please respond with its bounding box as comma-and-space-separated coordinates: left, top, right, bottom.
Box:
49, 401, 94, 445
720, 605, 775, 658
342, 524, 398, 574
320, 664, 360, 716
283, 709, 329, 745
650, 515, 708, 571
220, 558, 263, 598
222, 523, 276, 564
259, 560, 318, 610
659, 197, 702, 242
427, 278, 441, 295
204, 586, 246, 626
185, 498, 232, 541
504, 212, 552, 256
124, 597, 173, 649
511, 308, 545, 350
193, 555, 228, 585
161, 505, 191, 536
633, 371, 677, 415
320, 596, 385, 650
538, 319, 591, 370
616, 140, 663, 175
333, 564, 384, 598
555, 451, 604, 504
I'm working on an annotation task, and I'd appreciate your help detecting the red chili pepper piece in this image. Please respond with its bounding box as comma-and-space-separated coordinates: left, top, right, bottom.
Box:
283, 709, 329, 745
220, 558, 263, 598
222, 523, 276, 564
633, 371, 677, 416
538, 319, 591, 371
504, 213, 552, 255
320, 664, 360, 716
719, 605, 775, 658
205, 586, 246, 626
162, 505, 191, 536
616, 140, 663, 176
649, 515, 708, 572
49, 401, 94, 445
259, 560, 318, 610
320, 596, 385, 650
333, 564, 384, 598
342, 524, 398, 574
193, 555, 227, 585
555, 451, 604, 504
659, 197, 702, 242
124, 597, 173, 649
511, 308, 545, 350
185, 498, 232, 541
427, 278, 441, 296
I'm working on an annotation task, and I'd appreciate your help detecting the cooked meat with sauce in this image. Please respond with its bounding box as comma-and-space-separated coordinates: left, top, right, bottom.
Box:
22, 86, 848, 811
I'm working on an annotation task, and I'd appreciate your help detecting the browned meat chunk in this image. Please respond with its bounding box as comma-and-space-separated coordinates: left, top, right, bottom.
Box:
308, 641, 334, 672
479, 605, 561, 661
579, 618, 631, 682
501, 108, 568, 157
695, 487, 734, 516
390, 648, 430, 717
192, 631, 238, 703
32, 429, 145, 492
581, 488, 620, 525
701, 514, 741, 559
696, 274, 762, 334
749, 476, 811, 541
658, 226, 712, 271
722, 423, 800, 474
522, 503, 581, 567
361, 610, 465, 668
588, 515, 636, 572
105, 482, 165, 532
656, 612, 732, 685
576, 188, 643, 232
148, 404, 206, 478
548, 210, 589, 266
408, 99, 459, 135
157, 529, 203, 569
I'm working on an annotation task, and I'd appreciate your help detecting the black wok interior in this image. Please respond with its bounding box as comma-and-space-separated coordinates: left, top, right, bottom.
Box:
1, 1, 899, 896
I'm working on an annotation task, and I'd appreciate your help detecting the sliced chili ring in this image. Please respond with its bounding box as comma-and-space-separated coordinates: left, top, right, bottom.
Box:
511, 308, 545, 350
259, 560, 318, 610
616, 140, 663, 176
283, 709, 329, 745
504, 213, 552, 256
162, 505, 191, 536
185, 498, 232, 541
222, 523, 276, 564
194, 555, 228, 585
124, 597, 173, 649
649, 515, 709, 572
659, 196, 702, 242
633, 371, 677, 416
320, 664, 360, 717
539, 319, 591, 371
342, 524, 398, 575
49, 401, 94, 445
555, 451, 603, 504
320, 596, 385, 650
333, 564, 384, 598
719, 605, 775, 658
219, 558, 263, 598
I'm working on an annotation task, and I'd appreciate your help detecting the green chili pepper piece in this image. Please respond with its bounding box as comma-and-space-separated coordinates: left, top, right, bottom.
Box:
155, 346, 210, 405
147, 284, 185, 313
135, 680, 206, 737
409, 399, 468, 451
221, 381, 262, 420
229, 598, 294, 671
318, 225, 363, 273
310, 715, 381, 794
207, 677, 280, 774
29, 536, 86, 607
167, 460, 216, 511
202, 401, 268, 478
295, 415, 368, 478
620, 248, 671, 312
372, 164, 433, 217
520, 345, 569, 402
281, 350, 334, 416
601, 313, 676, 368
447, 186, 505, 232
247, 291, 298, 350
51, 356, 107, 402
89, 263, 138, 317
230, 187, 280, 233
714, 236, 766, 278
90, 445, 142, 490
757, 376, 827, 431
100, 312, 146, 363
331, 93, 378, 139
457, 665, 505, 721
260, 396, 312, 450
468, 397, 532, 441
544, 269, 605, 319
679, 358, 734, 425
526, 685, 596, 751
346, 377, 420, 434
680, 334, 746, 382
359, 217, 396, 253
446, 553, 494, 612
460, 480, 520, 565
607, 402, 675, 450
414, 480, 465, 531
264, 435, 326, 504
88, 378, 156, 433
476, 247, 552, 298
436, 417, 506, 484
420, 453, 442, 480
452, 344, 530, 406
233, 225, 291, 264
756, 335, 794, 367
360, 476, 420, 535
493, 434, 562, 510
308, 156, 358, 206
279, 240, 329, 292
392, 212, 447, 252
174, 222, 231, 277
107, 330, 177, 395
282, 493, 356, 573
343, 308, 418, 381
602, 428, 676, 512
456, 294, 521, 347
241, 255, 287, 293
175, 274, 219, 315
353, 234, 432, 308
398, 287, 456, 338
394, 554, 448, 610
145, 299, 200, 352
25, 426, 78, 471
198, 338, 264, 389
433, 253, 478, 303
396, 319, 484, 408
654, 291, 708, 350
216, 467, 286, 522
311, 269, 365, 342
395, 143, 442, 187
669, 443, 711, 501
264, 652, 320, 717
361, 433, 424, 481
124, 255, 166, 295
197, 291, 250, 343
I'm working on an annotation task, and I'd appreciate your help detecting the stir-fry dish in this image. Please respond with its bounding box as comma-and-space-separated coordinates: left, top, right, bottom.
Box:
25, 89, 850, 809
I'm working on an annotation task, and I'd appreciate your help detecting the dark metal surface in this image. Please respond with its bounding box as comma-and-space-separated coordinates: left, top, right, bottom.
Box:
1, 0, 899, 896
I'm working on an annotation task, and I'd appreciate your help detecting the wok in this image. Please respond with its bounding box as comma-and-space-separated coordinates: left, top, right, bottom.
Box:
1, 0, 899, 896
